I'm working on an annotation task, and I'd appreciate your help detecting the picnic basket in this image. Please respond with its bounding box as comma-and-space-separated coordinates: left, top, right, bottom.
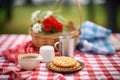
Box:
29, 0, 83, 48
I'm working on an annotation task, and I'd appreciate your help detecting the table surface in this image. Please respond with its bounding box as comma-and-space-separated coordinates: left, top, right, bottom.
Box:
0, 34, 120, 80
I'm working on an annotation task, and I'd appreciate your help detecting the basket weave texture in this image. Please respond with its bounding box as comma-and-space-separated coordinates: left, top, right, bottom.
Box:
29, 27, 81, 48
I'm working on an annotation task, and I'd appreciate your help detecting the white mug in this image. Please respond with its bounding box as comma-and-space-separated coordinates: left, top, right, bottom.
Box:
39, 45, 55, 63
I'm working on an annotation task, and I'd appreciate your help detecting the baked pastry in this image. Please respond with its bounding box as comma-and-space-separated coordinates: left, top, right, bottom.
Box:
47, 56, 81, 72
49, 61, 81, 72
52, 56, 77, 68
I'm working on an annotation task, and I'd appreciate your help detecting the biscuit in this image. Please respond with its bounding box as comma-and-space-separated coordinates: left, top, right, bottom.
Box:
52, 56, 77, 68
49, 61, 81, 72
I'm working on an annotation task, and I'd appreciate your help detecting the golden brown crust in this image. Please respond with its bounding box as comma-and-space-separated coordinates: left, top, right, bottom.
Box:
52, 56, 77, 68
49, 61, 81, 72
47, 56, 81, 72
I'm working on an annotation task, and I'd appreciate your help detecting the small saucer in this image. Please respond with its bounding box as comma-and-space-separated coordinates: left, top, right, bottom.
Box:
46, 61, 85, 74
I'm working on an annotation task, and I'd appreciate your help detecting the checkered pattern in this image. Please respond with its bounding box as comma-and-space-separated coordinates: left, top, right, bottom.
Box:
76, 21, 115, 55
0, 34, 120, 80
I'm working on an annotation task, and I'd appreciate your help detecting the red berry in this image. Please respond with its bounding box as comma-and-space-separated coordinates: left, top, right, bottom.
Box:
37, 19, 41, 23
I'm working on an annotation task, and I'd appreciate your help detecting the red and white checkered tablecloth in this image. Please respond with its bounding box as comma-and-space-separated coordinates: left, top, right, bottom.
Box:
0, 34, 120, 80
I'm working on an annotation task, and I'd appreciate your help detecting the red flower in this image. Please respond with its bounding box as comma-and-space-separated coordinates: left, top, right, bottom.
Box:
54, 23, 63, 32
43, 24, 52, 32
50, 16, 58, 23
42, 16, 63, 33
42, 18, 51, 25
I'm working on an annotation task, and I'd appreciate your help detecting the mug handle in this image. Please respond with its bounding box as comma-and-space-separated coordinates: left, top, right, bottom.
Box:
54, 42, 60, 51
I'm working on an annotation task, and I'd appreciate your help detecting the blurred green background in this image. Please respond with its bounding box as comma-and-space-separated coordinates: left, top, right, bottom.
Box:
0, 0, 120, 34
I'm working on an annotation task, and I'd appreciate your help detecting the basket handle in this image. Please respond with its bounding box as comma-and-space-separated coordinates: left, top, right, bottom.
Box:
54, 0, 83, 29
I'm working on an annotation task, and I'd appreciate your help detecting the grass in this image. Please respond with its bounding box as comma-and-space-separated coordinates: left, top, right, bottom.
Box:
0, 4, 119, 34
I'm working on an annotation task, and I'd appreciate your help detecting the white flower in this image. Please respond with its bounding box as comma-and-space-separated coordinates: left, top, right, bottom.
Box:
31, 10, 41, 23
44, 10, 53, 19
32, 23, 42, 33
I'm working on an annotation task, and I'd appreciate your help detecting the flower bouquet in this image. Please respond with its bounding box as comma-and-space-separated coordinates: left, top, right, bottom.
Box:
31, 10, 65, 34
29, 10, 81, 48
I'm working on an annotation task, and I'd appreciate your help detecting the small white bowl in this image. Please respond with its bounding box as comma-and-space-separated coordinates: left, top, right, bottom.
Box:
18, 53, 43, 70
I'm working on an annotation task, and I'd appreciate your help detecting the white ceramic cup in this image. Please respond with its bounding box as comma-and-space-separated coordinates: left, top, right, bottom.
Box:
39, 45, 55, 63
18, 53, 43, 70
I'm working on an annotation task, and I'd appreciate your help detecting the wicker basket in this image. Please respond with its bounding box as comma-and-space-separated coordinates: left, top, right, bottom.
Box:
29, 0, 82, 48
